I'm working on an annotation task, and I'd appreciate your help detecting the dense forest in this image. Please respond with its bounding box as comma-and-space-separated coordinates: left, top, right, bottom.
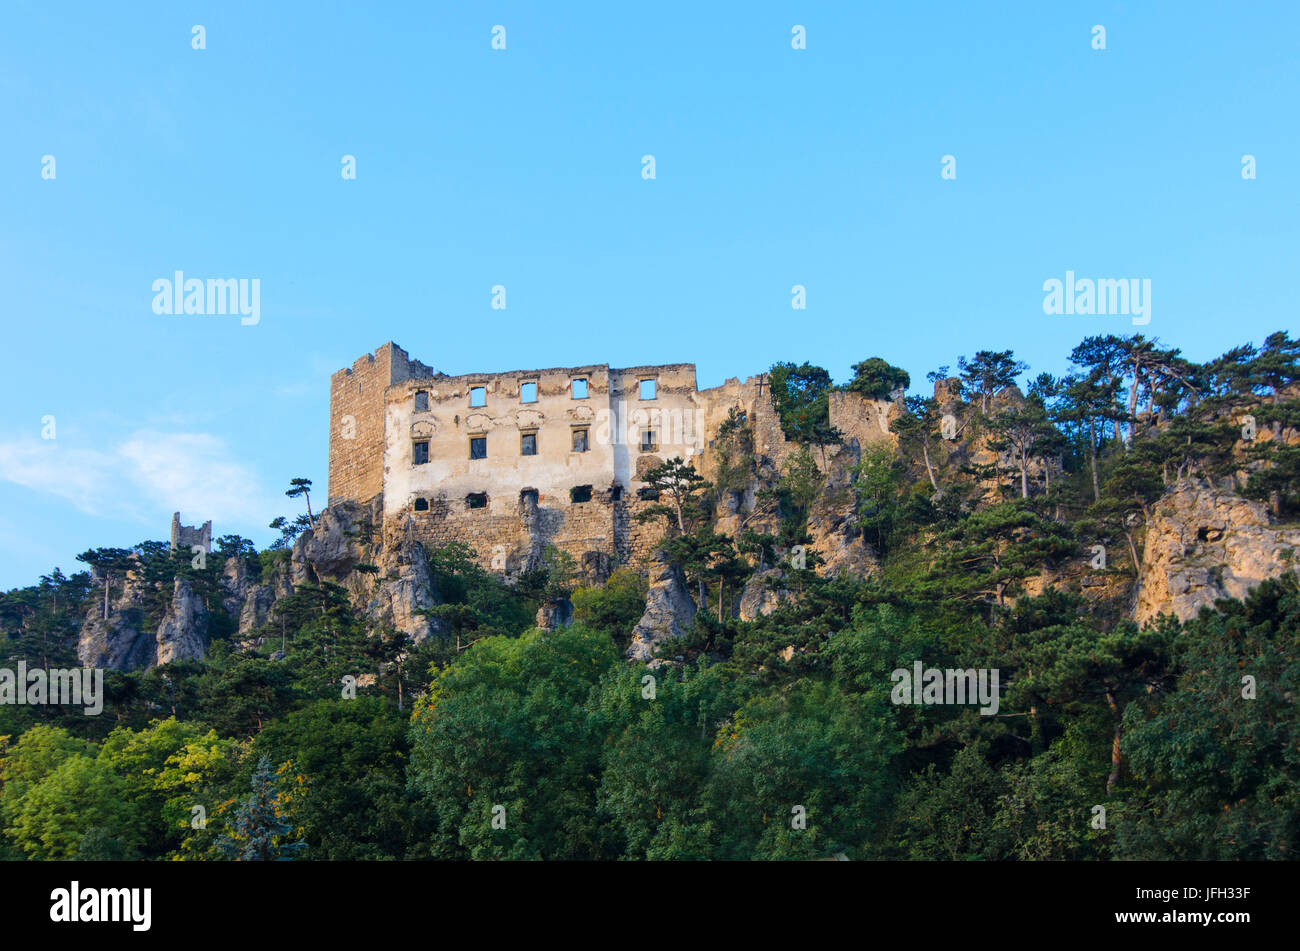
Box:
1, 331, 1298, 860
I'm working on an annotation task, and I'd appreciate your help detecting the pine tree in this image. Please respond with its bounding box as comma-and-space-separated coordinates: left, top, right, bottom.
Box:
957, 350, 1028, 416
217, 755, 305, 861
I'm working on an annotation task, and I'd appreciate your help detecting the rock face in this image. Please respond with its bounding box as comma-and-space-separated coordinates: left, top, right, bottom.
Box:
77, 569, 152, 670
1135, 478, 1300, 625
828, 390, 902, 465
155, 579, 209, 666
78, 495, 449, 670
220, 554, 289, 640
626, 553, 697, 662
536, 598, 574, 631
365, 527, 441, 642
806, 492, 878, 580
291, 501, 369, 584
737, 567, 792, 621
78, 572, 208, 670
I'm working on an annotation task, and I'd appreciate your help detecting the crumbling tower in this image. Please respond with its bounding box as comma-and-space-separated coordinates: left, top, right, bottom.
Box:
170, 512, 212, 553
328, 342, 431, 506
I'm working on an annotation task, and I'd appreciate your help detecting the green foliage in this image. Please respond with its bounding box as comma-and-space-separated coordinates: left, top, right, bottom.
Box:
1243, 396, 1300, 517
590, 663, 737, 858
768, 361, 842, 445
958, 350, 1028, 415
194, 642, 297, 738
256, 698, 429, 859
572, 568, 647, 644
539, 545, 578, 600
217, 754, 305, 860
780, 446, 823, 530
704, 681, 901, 859
635, 456, 712, 535
2, 329, 1299, 862
929, 501, 1077, 609
415, 542, 540, 666
852, 444, 905, 555
96, 717, 214, 856
845, 357, 910, 400
407, 624, 619, 859
1116, 577, 1300, 859
713, 406, 756, 495
7, 754, 139, 860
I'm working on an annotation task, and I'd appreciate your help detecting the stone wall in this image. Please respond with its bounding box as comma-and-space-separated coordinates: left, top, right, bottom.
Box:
693, 374, 900, 492
169, 512, 212, 553
329, 342, 905, 580
327, 342, 433, 506
376, 352, 694, 574
386, 488, 669, 578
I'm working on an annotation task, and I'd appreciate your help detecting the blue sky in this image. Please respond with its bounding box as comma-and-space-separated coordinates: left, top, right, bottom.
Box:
1, 1, 1297, 588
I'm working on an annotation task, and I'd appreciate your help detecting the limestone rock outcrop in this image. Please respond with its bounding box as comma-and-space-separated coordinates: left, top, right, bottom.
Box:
806, 491, 878, 580
1135, 478, 1300, 625
78, 571, 209, 670
737, 567, 792, 621
291, 500, 370, 584
77, 494, 450, 669
536, 598, 574, 631
220, 554, 290, 639
155, 578, 209, 666
626, 553, 697, 662
365, 528, 441, 642
77, 568, 152, 670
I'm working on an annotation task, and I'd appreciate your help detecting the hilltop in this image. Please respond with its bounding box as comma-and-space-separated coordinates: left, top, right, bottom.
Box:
1, 329, 1298, 861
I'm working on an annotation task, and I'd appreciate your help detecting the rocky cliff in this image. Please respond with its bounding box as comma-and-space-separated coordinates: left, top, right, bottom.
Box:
625, 552, 698, 663
73, 381, 1298, 670
78, 498, 443, 672
1135, 478, 1300, 625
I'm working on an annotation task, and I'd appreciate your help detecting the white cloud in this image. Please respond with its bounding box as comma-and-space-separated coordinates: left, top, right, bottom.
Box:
119, 431, 276, 524
0, 430, 278, 529
0, 442, 117, 514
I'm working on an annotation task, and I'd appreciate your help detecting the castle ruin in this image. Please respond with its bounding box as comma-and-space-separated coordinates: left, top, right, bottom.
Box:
327, 342, 899, 579
170, 512, 212, 553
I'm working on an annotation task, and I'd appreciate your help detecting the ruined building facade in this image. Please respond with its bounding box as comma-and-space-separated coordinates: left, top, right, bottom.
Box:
327, 342, 899, 580
170, 512, 211, 553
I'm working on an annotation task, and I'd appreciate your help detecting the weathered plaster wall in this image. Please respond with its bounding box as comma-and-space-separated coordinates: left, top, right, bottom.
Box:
329, 342, 904, 578
375, 355, 699, 573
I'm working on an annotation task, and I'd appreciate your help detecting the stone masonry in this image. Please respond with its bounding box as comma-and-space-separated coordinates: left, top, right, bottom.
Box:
170, 512, 212, 553
328, 342, 898, 578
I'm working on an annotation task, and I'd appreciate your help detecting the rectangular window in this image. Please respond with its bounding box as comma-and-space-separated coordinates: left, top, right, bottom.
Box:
469, 386, 486, 407
572, 378, 589, 399
520, 488, 538, 507
414, 391, 429, 412
520, 381, 538, 403
572, 428, 589, 453
640, 429, 658, 452
469, 436, 487, 459
521, 432, 537, 456
413, 441, 429, 465
413, 497, 429, 511
466, 493, 487, 510
570, 485, 593, 504
639, 379, 656, 400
